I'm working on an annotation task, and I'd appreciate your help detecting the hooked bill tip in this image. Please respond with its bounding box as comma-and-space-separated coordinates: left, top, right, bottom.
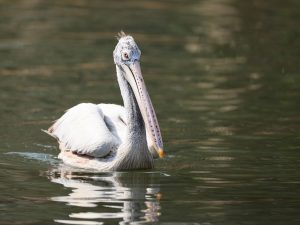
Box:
158, 148, 165, 158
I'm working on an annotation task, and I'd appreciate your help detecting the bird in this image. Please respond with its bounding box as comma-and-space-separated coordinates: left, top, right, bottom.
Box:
44, 31, 164, 171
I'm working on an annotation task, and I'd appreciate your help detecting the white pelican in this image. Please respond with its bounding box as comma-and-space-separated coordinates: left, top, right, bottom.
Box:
45, 32, 164, 171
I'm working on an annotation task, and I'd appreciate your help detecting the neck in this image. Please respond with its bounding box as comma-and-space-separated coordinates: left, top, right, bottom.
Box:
112, 66, 153, 170
116, 65, 145, 140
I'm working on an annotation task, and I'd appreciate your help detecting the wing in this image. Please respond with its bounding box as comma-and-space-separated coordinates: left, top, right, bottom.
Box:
47, 103, 122, 158
98, 103, 127, 144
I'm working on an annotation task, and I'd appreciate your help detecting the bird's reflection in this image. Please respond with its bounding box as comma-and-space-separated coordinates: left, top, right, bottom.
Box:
47, 165, 162, 224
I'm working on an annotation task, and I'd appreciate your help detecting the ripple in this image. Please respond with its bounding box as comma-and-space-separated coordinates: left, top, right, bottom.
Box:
49, 170, 162, 223
54, 220, 103, 225
70, 212, 124, 219
5, 152, 58, 165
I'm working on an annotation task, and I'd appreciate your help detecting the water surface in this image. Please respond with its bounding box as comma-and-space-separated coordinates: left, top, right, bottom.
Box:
1, 0, 300, 224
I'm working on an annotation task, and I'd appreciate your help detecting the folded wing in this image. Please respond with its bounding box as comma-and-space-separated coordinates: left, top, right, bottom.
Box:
47, 103, 123, 158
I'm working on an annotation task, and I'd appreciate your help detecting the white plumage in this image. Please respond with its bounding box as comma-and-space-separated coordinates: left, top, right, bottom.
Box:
48, 103, 126, 158
45, 33, 164, 171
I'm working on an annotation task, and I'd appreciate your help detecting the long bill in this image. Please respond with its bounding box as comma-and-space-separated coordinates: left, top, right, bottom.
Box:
121, 61, 164, 158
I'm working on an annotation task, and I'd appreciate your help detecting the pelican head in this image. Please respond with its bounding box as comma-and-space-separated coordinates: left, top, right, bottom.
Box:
113, 34, 141, 65
113, 32, 164, 159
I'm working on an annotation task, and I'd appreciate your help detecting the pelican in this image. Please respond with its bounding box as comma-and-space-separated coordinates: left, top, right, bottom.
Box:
45, 32, 164, 171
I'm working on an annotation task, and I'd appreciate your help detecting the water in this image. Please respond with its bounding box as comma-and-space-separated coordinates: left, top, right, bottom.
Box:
1, 0, 300, 224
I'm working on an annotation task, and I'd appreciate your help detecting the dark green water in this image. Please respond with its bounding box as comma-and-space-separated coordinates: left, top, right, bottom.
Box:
1, 0, 300, 224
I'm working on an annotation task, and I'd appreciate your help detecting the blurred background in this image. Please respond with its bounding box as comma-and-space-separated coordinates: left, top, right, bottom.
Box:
0, 0, 300, 224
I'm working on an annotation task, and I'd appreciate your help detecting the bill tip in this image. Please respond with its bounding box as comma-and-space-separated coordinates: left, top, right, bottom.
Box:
158, 148, 165, 158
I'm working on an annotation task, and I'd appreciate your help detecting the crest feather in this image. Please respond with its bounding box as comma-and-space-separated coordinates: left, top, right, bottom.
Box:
116, 30, 127, 40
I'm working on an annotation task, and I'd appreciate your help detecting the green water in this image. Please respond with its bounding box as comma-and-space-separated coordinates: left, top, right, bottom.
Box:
1, 0, 300, 224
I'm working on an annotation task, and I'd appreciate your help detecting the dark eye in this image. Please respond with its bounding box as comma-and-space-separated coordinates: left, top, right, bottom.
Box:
122, 52, 130, 60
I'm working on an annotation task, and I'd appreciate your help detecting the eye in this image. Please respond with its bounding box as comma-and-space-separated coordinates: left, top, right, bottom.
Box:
122, 52, 130, 60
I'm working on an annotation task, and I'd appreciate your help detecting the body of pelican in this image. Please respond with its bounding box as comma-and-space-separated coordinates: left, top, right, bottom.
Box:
45, 32, 164, 171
